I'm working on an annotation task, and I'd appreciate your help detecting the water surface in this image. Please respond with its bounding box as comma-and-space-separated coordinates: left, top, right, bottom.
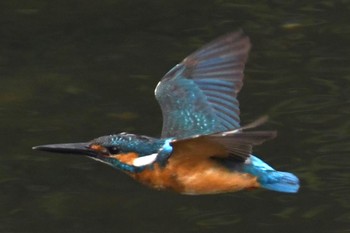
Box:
0, 1, 349, 233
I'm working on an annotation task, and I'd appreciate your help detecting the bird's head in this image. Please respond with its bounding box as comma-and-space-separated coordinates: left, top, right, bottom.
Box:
33, 133, 165, 172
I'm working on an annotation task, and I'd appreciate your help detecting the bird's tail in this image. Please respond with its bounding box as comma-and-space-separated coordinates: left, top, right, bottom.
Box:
245, 155, 300, 193
258, 170, 300, 193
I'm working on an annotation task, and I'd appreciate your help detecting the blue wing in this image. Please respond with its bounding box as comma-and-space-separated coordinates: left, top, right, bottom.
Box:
155, 31, 251, 138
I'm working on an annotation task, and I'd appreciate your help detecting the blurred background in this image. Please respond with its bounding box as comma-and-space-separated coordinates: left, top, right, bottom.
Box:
0, 1, 349, 232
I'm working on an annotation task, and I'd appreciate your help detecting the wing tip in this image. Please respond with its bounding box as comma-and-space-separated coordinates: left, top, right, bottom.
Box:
188, 30, 252, 61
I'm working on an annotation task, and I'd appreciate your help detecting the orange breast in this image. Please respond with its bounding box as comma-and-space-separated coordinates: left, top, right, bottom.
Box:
127, 142, 260, 195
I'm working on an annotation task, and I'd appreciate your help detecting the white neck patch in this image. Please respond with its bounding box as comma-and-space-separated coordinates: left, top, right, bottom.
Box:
132, 153, 158, 167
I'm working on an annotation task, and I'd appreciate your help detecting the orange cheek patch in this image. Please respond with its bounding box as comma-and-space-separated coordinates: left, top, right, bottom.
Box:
110, 152, 139, 165
90, 144, 105, 151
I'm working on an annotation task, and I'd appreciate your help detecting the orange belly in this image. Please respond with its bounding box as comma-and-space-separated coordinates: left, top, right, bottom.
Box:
114, 141, 260, 195
129, 154, 260, 195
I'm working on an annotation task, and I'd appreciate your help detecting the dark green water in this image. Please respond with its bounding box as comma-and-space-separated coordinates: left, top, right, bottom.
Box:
1, 1, 349, 232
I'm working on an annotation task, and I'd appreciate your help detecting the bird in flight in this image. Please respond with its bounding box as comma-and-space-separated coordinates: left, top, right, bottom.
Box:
33, 31, 300, 195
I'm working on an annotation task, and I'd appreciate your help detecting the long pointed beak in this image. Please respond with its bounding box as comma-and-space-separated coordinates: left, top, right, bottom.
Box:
32, 142, 97, 157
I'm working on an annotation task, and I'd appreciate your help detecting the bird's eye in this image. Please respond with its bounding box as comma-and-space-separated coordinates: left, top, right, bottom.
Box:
107, 146, 120, 154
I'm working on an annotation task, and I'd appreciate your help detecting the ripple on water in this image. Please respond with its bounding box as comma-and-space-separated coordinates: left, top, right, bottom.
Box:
176, 206, 241, 229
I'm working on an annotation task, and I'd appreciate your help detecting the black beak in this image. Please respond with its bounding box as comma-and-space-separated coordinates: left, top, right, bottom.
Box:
32, 142, 97, 157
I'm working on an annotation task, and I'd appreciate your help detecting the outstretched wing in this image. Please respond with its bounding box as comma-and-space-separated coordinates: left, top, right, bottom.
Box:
155, 31, 251, 139
170, 117, 276, 162
171, 130, 277, 163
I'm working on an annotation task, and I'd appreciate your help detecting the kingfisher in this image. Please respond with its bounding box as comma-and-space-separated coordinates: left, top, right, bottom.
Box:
33, 31, 300, 194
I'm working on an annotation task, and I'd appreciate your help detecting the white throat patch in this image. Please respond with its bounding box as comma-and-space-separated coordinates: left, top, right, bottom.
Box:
132, 153, 158, 167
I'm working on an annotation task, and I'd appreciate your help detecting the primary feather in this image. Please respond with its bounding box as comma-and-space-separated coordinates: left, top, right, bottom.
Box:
155, 31, 251, 139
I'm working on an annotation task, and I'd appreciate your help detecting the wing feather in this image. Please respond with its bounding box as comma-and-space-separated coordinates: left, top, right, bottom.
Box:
155, 31, 251, 138
169, 117, 276, 162
171, 130, 276, 162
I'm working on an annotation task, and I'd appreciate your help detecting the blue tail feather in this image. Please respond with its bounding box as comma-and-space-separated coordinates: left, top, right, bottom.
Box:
259, 171, 300, 193
244, 155, 300, 193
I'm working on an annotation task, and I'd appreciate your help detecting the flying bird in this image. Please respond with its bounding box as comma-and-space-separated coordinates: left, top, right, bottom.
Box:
33, 31, 300, 194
